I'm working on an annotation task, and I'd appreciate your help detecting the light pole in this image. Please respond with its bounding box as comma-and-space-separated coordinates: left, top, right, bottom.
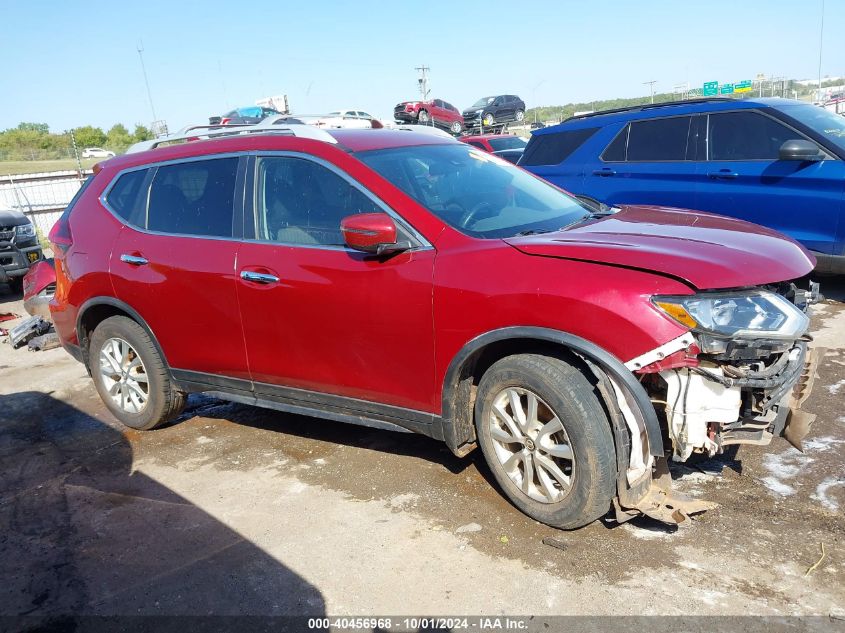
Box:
643, 80, 657, 104
817, 0, 825, 102
531, 79, 546, 123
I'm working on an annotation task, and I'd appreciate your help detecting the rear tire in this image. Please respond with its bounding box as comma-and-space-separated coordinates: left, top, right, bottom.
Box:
450, 120, 463, 135
474, 354, 616, 529
89, 316, 185, 430
515, 109, 525, 122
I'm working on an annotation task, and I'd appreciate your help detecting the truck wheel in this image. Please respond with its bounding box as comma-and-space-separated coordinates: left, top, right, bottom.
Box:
89, 316, 185, 430
474, 354, 616, 529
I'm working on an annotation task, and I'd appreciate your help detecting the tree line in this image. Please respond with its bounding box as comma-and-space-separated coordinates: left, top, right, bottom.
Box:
0, 122, 154, 161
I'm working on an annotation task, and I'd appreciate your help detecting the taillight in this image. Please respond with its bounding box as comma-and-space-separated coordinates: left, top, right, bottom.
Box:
49, 216, 73, 256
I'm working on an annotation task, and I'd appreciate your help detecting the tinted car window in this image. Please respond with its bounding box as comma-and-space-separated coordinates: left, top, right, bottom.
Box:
521, 128, 599, 166
255, 156, 380, 246
488, 136, 528, 152
602, 126, 628, 161
709, 111, 804, 161
147, 158, 238, 237
106, 168, 149, 222
626, 116, 691, 161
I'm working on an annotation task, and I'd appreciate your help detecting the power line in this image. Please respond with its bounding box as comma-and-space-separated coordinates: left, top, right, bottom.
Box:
415, 65, 430, 101
643, 80, 657, 104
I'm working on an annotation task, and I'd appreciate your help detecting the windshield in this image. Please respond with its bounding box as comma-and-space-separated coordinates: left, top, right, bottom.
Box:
471, 97, 494, 108
358, 144, 589, 238
780, 104, 845, 154
488, 136, 528, 151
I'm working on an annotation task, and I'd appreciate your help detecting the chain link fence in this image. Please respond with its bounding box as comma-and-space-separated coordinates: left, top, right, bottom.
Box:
0, 172, 89, 236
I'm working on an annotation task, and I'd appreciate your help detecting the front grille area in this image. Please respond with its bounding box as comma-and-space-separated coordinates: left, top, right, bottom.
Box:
0, 228, 14, 241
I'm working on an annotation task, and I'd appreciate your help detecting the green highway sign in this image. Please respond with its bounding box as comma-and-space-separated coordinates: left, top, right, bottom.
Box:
735, 80, 753, 93
720, 84, 734, 94
703, 81, 719, 96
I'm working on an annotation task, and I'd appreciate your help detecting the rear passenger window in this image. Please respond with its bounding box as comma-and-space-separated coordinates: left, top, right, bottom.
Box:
255, 156, 381, 246
520, 128, 599, 166
106, 169, 149, 222
708, 111, 804, 161
626, 116, 691, 161
147, 158, 238, 237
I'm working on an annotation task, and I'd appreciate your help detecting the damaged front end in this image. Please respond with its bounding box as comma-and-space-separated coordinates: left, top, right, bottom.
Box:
611, 281, 820, 525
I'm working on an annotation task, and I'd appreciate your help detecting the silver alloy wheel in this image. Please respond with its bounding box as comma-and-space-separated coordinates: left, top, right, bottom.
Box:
515, 110, 525, 121
418, 110, 429, 123
99, 337, 149, 414
488, 387, 575, 503
450, 121, 462, 134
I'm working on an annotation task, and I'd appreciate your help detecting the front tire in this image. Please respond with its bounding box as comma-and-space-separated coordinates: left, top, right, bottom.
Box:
482, 112, 495, 126
417, 109, 430, 124
474, 354, 616, 529
89, 316, 185, 430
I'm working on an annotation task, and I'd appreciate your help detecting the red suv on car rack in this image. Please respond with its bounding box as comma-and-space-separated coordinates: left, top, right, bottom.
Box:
394, 98, 464, 134
50, 123, 818, 529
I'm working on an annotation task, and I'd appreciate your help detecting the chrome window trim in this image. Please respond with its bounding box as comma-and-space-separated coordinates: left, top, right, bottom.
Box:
248, 150, 433, 252
99, 152, 246, 242
99, 151, 434, 252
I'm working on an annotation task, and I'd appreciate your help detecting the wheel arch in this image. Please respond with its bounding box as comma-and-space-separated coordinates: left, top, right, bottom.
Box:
76, 297, 169, 370
440, 326, 664, 459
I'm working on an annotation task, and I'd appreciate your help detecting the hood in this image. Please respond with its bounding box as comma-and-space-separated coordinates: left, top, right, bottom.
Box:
0, 207, 29, 227
504, 205, 816, 290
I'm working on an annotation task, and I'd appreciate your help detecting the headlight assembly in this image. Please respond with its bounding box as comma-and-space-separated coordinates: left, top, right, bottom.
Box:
652, 291, 809, 340
15, 222, 36, 239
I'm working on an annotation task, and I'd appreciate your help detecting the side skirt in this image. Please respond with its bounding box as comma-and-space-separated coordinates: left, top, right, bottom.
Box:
171, 369, 444, 441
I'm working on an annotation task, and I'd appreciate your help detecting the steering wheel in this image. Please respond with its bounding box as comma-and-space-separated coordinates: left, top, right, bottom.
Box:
459, 201, 495, 228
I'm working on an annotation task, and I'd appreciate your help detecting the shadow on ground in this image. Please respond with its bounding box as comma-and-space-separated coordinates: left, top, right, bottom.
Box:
0, 392, 326, 619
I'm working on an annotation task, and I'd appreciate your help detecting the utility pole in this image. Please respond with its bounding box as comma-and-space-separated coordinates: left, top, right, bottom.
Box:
643, 80, 657, 104
415, 65, 431, 101
817, 0, 825, 103
137, 41, 158, 122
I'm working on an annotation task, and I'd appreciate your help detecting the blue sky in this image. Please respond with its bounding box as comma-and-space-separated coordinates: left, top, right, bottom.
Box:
1, 0, 842, 132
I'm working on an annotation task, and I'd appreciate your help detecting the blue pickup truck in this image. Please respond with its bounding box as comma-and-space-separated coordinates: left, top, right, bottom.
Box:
520, 98, 845, 272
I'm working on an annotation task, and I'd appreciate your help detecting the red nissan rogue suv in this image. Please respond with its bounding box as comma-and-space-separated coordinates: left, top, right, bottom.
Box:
50, 123, 818, 529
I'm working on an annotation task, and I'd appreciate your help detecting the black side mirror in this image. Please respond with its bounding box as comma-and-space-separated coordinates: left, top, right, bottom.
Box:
779, 139, 823, 162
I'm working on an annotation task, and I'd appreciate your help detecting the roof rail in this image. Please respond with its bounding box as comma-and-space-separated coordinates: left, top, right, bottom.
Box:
126, 117, 338, 154
566, 97, 737, 122
392, 124, 456, 140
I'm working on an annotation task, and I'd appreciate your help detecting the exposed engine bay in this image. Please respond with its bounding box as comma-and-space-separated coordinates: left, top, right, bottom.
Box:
614, 281, 820, 524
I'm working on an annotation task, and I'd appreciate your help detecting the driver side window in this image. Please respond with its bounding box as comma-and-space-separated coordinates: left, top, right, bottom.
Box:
255, 156, 381, 246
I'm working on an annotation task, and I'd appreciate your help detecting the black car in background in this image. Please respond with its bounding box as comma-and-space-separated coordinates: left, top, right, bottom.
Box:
209, 106, 282, 125
463, 95, 526, 128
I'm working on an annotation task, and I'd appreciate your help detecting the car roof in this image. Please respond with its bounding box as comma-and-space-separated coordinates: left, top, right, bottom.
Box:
107, 128, 458, 170
534, 97, 801, 133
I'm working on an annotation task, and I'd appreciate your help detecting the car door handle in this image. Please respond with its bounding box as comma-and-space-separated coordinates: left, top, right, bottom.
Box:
592, 169, 616, 177
707, 170, 739, 179
240, 271, 280, 284
120, 254, 148, 266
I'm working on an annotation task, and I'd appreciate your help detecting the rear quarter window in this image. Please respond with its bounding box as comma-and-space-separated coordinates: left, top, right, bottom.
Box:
520, 127, 599, 166
105, 169, 150, 223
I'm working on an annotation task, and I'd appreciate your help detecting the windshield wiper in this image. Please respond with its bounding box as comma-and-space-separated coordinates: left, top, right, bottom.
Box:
514, 229, 553, 237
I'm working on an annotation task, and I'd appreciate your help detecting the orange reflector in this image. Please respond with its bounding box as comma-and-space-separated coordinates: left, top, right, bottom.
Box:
655, 301, 698, 328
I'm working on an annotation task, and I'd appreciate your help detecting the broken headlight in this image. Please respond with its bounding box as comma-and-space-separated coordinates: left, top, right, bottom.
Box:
652, 291, 810, 343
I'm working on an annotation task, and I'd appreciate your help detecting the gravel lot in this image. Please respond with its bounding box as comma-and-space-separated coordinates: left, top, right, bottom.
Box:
1, 277, 844, 620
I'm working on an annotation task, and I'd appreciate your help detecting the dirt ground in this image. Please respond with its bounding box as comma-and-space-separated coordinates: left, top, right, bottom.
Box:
1, 277, 844, 620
